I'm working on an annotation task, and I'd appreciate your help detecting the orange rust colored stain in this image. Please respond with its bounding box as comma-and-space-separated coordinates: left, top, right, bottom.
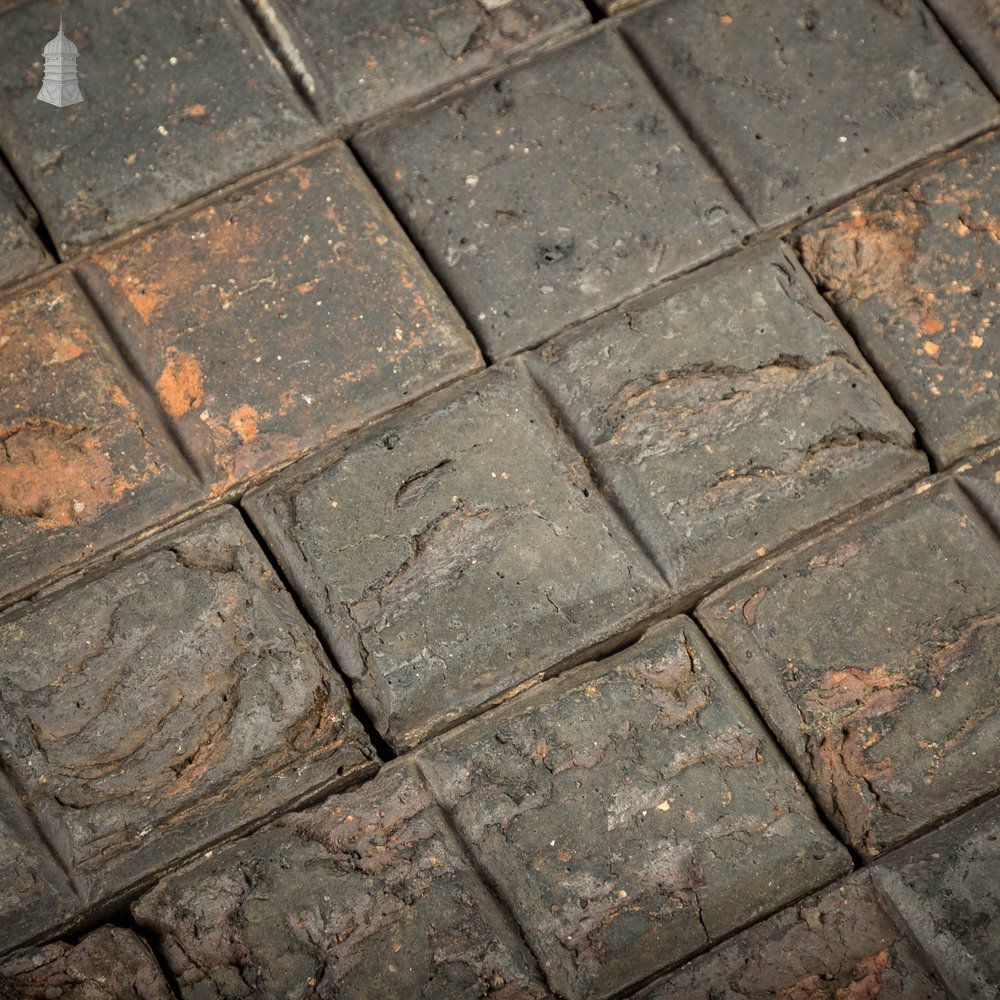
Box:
921, 316, 944, 334
923, 340, 941, 358
185, 103, 207, 117
156, 353, 204, 419
107, 384, 132, 410
45, 332, 87, 365
228, 403, 260, 443
105, 270, 170, 326
742, 587, 767, 626
719, 13, 733, 24
298, 174, 311, 192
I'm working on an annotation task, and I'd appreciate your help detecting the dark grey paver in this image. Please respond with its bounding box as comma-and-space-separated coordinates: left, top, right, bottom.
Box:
633, 871, 948, 999
355, 29, 751, 358
0, 163, 47, 289
623, 0, 999, 229
0, 506, 376, 908
0, 273, 205, 609
875, 797, 1000, 1000
80, 142, 481, 495
957, 444, 1000, 528
417, 618, 851, 1000
699, 481, 1000, 858
258, 0, 590, 126
0, 925, 173, 998
0, 0, 319, 255
927, 0, 1000, 94
799, 131, 1000, 469
133, 761, 550, 1000
244, 361, 667, 751
527, 241, 926, 596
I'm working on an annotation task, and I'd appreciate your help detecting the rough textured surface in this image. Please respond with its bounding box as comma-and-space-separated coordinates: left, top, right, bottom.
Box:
876, 797, 1000, 1000
957, 444, 1000, 528
257, 0, 590, 125
0, 0, 318, 254
699, 481, 1000, 858
0, 273, 204, 609
927, 0, 1000, 94
0, 163, 47, 289
0, 506, 376, 906
418, 618, 850, 1000
245, 361, 667, 750
623, 0, 999, 228
81, 142, 481, 494
527, 242, 926, 595
355, 29, 751, 358
133, 761, 549, 1000
799, 131, 1000, 469
634, 871, 948, 999
0, 926, 173, 999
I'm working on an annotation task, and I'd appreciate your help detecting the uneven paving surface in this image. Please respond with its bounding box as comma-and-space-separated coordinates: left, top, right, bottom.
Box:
0, 0, 998, 997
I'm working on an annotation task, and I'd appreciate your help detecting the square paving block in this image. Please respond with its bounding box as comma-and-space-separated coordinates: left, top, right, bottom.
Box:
799, 131, 1000, 469
80, 142, 482, 494
355, 29, 751, 358
622, 0, 999, 229
244, 361, 667, 750
699, 481, 1000, 858
957, 443, 1000, 527
634, 871, 948, 999
0, 164, 47, 290
417, 617, 851, 1000
926, 0, 1000, 94
0, 506, 376, 907
875, 798, 1000, 1000
133, 761, 550, 999
0, 273, 205, 608
0, 0, 319, 255
260, 0, 589, 126
527, 241, 926, 596
0, 926, 173, 998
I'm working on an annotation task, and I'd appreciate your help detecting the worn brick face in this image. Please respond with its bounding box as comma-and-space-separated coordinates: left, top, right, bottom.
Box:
0, 165, 47, 290
925, 0, 1000, 94
958, 444, 1000, 529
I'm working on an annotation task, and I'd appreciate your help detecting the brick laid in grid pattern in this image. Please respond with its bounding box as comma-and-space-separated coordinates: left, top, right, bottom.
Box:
80, 142, 482, 495
699, 481, 1000, 859
622, 0, 999, 229
527, 241, 926, 597
0, 507, 376, 908
355, 28, 752, 358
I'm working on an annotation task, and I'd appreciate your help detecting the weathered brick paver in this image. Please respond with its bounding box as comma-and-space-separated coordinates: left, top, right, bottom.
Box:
958, 444, 1000, 527
0, 165, 46, 290
80, 142, 481, 494
633, 871, 948, 999
927, 0, 1000, 94
355, 29, 751, 358
417, 618, 850, 1000
0, 0, 319, 255
699, 481, 1000, 859
799, 131, 1000, 469
875, 797, 1000, 1000
257, 0, 589, 126
623, 0, 999, 228
0, 507, 375, 909
133, 761, 550, 999
0, 273, 204, 609
245, 361, 666, 750
0, 926, 173, 998
527, 242, 926, 596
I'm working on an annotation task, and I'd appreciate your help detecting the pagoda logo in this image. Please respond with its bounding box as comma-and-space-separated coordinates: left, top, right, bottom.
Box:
37, 17, 83, 107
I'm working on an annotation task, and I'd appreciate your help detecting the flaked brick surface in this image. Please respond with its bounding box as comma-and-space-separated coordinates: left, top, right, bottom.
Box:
528, 241, 926, 596
0, 506, 375, 907
245, 361, 667, 750
355, 29, 751, 358
417, 618, 850, 1000
0, 273, 204, 608
133, 762, 549, 1000
699, 481, 1000, 858
81, 142, 481, 494
623, 0, 999, 228
799, 131, 1000, 468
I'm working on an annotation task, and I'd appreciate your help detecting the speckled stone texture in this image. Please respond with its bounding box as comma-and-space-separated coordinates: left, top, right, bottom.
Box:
0, 507, 375, 908
799, 131, 1000, 469
0, 273, 204, 609
634, 871, 948, 999
417, 618, 851, 1000
0, 0, 319, 254
876, 797, 1000, 1000
699, 481, 1000, 858
80, 142, 481, 495
527, 241, 926, 596
245, 361, 667, 750
623, 0, 999, 228
926, 0, 1000, 94
133, 762, 549, 1000
0, 926, 173, 999
0, 164, 47, 289
254, 0, 590, 125
958, 444, 1000, 528
355, 29, 751, 358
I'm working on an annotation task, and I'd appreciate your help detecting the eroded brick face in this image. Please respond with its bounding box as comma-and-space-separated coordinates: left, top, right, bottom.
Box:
925, 0, 1000, 94
0, 165, 47, 290
699, 482, 1000, 858
958, 444, 1000, 529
